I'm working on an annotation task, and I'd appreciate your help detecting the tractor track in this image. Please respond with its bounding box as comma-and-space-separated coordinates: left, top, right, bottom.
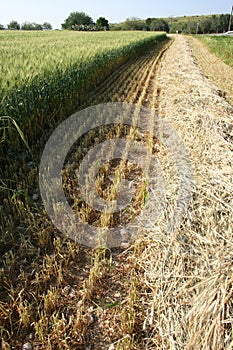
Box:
61, 38, 174, 350
63, 35, 233, 350
81, 38, 173, 109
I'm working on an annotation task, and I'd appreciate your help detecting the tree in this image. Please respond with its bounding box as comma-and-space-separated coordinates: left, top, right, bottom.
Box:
33, 23, 43, 30
122, 17, 145, 30
21, 22, 52, 31
96, 17, 109, 30
21, 22, 34, 30
43, 22, 52, 30
187, 21, 197, 34
219, 14, 230, 32
146, 18, 169, 32
0, 24, 4, 30
62, 12, 94, 30
22, 22, 37, 30
199, 18, 214, 34
7, 20, 20, 30
211, 15, 219, 33
21, 22, 43, 30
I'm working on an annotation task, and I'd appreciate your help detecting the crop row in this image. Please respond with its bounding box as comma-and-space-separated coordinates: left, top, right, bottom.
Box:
0, 31, 166, 159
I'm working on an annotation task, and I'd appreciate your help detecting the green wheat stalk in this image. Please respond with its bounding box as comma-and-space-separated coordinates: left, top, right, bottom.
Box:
0, 116, 31, 154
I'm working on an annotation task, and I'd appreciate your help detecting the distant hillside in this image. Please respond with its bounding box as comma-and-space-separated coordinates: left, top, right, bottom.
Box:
110, 14, 232, 34
167, 14, 230, 34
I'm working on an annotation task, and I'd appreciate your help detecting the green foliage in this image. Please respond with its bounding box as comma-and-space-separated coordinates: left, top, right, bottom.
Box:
121, 17, 146, 31
21, 22, 44, 30
219, 14, 231, 32
43, 22, 53, 30
21, 22, 35, 30
0, 24, 4, 30
62, 11, 94, 30
7, 21, 20, 30
0, 116, 31, 153
146, 18, 170, 32
6, 21, 52, 31
110, 17, 169, 32
198, 14, 231, 34
96, 17, 109, 30
0, 31, 166, 158
170, 14, 232, 34
198, 36, 233, 67
20, 22, 52, 30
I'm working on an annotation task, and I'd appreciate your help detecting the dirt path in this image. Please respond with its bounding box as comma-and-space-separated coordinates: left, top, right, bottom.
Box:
75, 35, 233, 349
137, 34, 233, 350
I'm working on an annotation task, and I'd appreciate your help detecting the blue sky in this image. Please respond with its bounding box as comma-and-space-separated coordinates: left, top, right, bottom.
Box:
1, 0, 232, 29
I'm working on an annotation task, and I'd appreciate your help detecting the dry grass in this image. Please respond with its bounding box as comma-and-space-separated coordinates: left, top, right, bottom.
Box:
142, 34, 233, 349
189, 36, 233, 106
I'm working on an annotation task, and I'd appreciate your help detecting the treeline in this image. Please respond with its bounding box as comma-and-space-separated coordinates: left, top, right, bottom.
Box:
111, 17, 169, 31
61, 12, 168, 32
1, 12, 232, 33
62, 12, 109, 30
0, 21, 52, 30
111, 14, 232, 34
170, 14, 232, 34
0, 12, 110, 31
